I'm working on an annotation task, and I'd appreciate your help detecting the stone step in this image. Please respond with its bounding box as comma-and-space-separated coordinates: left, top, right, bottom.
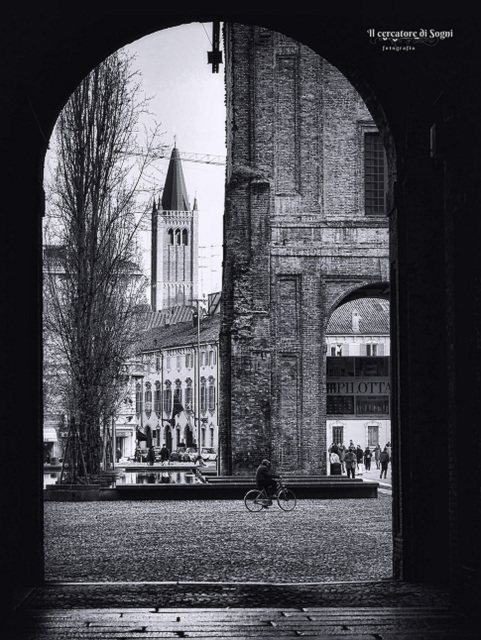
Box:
10, 606, 477, 639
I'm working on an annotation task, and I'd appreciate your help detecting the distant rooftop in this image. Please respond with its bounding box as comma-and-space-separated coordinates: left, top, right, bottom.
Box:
137, 313, 220, 354
326, 298, 390, 335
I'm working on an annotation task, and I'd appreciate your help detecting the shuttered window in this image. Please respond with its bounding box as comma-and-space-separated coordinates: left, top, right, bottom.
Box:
365, 132, 387, 215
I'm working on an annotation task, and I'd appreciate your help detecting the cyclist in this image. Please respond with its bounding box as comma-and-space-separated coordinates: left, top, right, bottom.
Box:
255, 459, 280, 505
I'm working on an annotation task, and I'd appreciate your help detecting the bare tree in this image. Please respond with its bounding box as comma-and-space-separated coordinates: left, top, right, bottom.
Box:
43, 50, 162, 479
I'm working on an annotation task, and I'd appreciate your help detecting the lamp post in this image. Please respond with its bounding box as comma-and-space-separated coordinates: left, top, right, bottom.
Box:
131, 370, 144, 459
192, 296, 206, 454
196, 297, 201, 453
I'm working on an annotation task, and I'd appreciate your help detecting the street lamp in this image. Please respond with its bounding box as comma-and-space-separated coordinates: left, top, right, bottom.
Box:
196, 297, 201, 453
192, 295, 205, 454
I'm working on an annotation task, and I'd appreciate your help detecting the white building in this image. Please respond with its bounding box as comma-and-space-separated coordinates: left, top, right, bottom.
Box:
115, 295, 221, 460
325, 298, 391, 452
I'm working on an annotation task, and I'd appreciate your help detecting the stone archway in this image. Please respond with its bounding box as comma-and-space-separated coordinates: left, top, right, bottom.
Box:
3, 14, 480, 614
219, 23, 393, 479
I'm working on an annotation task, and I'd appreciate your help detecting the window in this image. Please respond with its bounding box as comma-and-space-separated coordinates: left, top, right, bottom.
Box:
163, 382, 172, 416
176, 355, 181, 369
356, 396, 389, 415
174, 380, 182, 407
185, 352, 192, 368
208, 376, 216, 411
168, 228, 174, 245
366, 344, 378, 357
182, 229, 188, 245
175, 228, 181, 245
185, 381, 193, 411
135, 382, 142, 414
364, 132, 387, 215
368, 424, 379, 446
144, 382, 152, 414
154, 381, 161, 414
332, 425, 344, 445
200, 378, 207, 412
330, 344, 344, 356
356, 357, 389, 377
327, 396, 355, 414
326, 357, 355, 377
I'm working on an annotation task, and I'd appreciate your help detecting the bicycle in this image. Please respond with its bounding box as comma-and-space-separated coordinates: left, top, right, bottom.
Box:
244, 478, 297, 512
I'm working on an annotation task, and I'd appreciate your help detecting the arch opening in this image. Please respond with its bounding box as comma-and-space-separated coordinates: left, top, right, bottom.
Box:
37, 16, 404, 592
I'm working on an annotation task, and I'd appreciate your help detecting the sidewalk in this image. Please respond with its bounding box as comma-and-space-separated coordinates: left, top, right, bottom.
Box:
330, 464, 392, 490
358, 465, 392, 489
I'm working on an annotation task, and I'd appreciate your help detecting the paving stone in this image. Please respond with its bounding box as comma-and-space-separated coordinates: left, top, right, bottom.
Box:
8, 492, 477, 638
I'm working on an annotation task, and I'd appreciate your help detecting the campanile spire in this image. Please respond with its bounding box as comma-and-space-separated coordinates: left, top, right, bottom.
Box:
151, 146, 198, 311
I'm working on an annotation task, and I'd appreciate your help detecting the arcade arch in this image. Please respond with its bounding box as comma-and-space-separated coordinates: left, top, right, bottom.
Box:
325, 291, 391, 465
10, 14, 478, 604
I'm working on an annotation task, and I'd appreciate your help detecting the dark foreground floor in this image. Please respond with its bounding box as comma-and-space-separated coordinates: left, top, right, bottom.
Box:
6, 492, 478, 638
8, 583, 478, 640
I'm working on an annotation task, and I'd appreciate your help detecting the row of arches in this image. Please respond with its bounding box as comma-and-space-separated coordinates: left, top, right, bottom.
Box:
135, 378, 216, 415
167, 228, 189, 245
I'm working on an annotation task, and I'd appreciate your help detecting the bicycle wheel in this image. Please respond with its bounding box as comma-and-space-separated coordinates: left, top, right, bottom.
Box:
244, 489, 265, 512
277, 488, 297, 511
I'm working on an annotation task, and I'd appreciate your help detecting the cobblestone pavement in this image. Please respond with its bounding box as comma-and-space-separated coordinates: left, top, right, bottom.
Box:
11, 482, 477, 638
44, 495, 393, 584
33, 489, 456, 611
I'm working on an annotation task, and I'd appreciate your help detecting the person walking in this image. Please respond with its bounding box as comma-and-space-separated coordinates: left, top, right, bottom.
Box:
146, 445, 156, 466
380, 446, 390, 479
338, 443, 346, 474
363, 446, 372, 471
194, 453, 206, 467
374, 444, 381, 469
328, 442, 339, 456
385, 442, 392, 467
356, 444, 364, 474
344, 448, 357, 479
330, 450, 340, 464
159, 444, 170, 463
329, 449, 341, 475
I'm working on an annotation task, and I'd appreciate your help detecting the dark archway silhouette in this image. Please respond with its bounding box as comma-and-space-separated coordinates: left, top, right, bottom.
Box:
2, 14, 480, 623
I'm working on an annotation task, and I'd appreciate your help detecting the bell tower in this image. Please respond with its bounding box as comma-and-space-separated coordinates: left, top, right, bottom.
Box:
151, 145, 199, 311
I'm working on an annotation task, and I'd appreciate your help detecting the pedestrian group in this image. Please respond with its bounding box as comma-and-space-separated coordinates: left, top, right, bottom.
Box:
329, 441, 391, 479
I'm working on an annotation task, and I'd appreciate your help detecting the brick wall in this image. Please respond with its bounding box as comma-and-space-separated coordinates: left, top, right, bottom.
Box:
220, 23, 389, 476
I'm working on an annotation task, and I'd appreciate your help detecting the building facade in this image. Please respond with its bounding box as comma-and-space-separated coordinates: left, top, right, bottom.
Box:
114, 298, 220, 460
219, 23, 390, 475
325, 298, 390, 457
151, 144, 199, 311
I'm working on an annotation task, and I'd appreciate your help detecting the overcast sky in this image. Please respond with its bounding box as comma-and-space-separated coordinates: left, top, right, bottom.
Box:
122, 22, 226, 296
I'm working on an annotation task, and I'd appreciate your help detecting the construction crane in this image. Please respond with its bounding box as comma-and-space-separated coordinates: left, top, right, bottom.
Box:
153, 149, 225, 166
135, 149, 225, 230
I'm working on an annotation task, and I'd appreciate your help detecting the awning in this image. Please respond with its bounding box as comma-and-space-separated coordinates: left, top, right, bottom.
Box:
43, 426, 58, 442
136, 427, 148, 442
116, 427, 134, 438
